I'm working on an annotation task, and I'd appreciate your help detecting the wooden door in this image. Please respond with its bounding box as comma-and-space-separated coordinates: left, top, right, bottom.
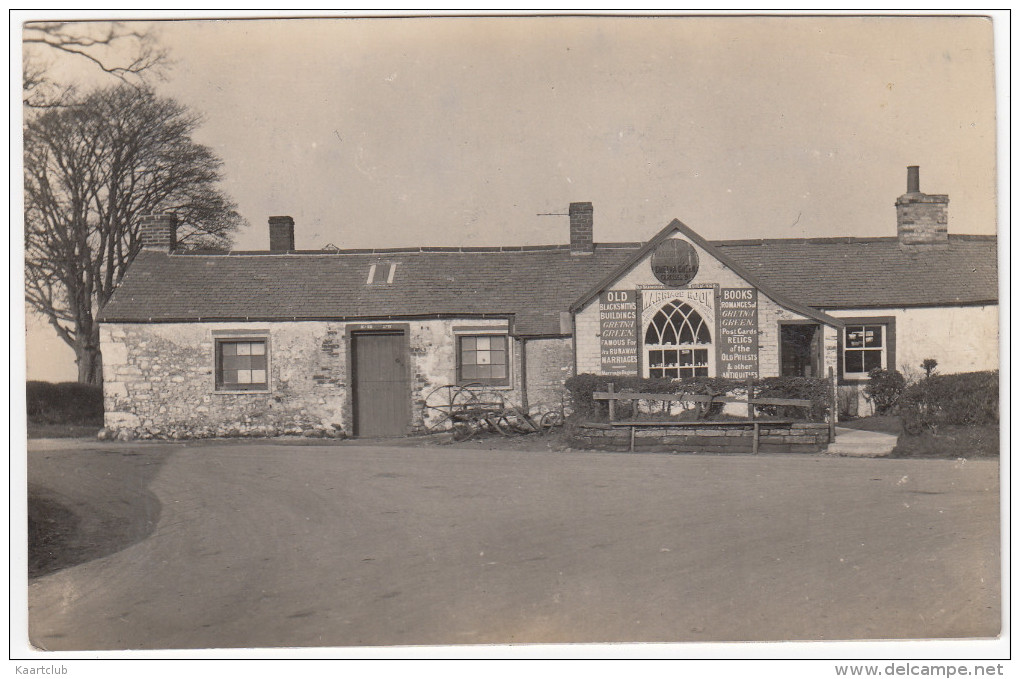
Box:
352, 332, 409, 437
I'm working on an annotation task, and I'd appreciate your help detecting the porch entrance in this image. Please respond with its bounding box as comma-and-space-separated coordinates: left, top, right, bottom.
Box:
351, 331, 410, 437
780, 323, 823, 377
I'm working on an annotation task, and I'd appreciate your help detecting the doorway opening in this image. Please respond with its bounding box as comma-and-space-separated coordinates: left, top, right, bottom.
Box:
780, 323, 822, 377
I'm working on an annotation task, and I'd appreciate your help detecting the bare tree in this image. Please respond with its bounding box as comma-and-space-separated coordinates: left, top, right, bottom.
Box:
24, 85, 245, 384
23, 21, 167, 108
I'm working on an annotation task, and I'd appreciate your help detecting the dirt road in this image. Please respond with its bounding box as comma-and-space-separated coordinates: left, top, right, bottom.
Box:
27, 440, 1000, 649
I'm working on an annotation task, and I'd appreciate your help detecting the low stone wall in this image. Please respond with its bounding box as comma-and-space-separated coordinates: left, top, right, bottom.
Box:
573, 422, 830, 453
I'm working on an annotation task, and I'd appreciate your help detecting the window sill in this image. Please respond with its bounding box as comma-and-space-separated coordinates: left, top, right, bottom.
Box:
458, 382, 512, 390
214, 388, 271, 395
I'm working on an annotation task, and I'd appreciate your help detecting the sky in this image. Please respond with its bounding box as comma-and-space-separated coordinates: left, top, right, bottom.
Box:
20, 13, 1001, 381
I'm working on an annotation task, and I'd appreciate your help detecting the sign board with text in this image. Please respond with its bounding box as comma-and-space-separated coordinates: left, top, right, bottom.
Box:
599, 290, 639, 374
718, 288, 759, 379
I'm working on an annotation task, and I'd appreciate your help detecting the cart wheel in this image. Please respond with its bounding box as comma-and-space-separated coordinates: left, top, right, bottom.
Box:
471, 387, 505, 411
539, 411, 563, 435
421, 384, 479, 433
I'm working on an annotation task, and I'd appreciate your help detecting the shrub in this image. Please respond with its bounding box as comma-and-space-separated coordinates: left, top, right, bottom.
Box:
900, 370, 999, 433
864, 368, 906, 415
26, 381, 104, 425
753, 376, 830, 420
565, 374, 685, 421
565, 374, 831, 422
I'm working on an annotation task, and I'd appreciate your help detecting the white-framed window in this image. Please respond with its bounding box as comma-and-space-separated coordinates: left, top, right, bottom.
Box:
842, 323, 887, 378
644, 300, 712, 378
215, 337, 270, 391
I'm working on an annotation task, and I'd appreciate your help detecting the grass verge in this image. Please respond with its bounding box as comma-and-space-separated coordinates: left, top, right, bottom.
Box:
892, 423, 1000, 459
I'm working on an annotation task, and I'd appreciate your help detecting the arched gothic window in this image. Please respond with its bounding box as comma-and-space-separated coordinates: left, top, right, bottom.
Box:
645, 301, 711, 378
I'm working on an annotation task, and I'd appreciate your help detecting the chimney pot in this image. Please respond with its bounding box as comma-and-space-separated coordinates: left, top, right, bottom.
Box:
139, 213, 178, 252
907, 165, 920, 193
568, 202, 594, 255
269, 216, 295, 252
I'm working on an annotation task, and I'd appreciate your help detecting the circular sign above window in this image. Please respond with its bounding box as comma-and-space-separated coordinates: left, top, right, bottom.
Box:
650, 238, 700, 287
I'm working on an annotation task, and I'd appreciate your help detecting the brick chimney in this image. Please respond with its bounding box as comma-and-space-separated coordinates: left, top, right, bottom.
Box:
896, 166, 949, 246
139, 214, 178, 252
269, 216, 295, 252
569, 202, 594, 255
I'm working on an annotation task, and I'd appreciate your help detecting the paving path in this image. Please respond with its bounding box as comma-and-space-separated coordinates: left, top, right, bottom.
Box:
27, 440, 1000, 649
825, 426, 900, 457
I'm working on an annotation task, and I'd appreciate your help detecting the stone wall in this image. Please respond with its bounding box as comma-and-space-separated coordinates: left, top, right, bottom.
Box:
100, 320, 574, 439
524, 337, 573, 414
573, 422, 831, 453
101, 321, 348, 439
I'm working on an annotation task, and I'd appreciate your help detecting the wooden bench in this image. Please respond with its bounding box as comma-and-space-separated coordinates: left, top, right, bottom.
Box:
592, 378, 837, 453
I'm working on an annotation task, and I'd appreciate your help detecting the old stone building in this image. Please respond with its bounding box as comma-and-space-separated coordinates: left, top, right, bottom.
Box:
98, 167, 998, 438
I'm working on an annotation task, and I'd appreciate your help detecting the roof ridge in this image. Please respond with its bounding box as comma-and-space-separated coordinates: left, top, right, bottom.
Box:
713, 234, 997, 246
173, 242, 645, 256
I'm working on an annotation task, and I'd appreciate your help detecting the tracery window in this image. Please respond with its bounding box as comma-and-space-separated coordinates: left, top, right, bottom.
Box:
644, 301, 711, 378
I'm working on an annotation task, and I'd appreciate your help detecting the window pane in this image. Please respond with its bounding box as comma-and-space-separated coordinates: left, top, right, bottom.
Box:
864, 326, 883, 348
649, 350, 663, 366
863, 350, 883, 372
238, 343, 252, 356
250, 369, 266, 384
221, 342, 237, 356
694, 349, 708, 365
461, 365, 479, 379
492, 336, 507, 351
461, 337, 476, 351
845, 351, 864, 374
475, 336, 490, 350
477, 352, 491, 365
650, 368, 664, 378
666, 367, 679, 378
371, 263, 390, 283
678, 350, 692, 366
679, 367, 693, 378
694, 367, 709, 377
236, 370, 252, 384
846, 326, 865, 349
222, 354, 244, 371
220, 370, 238, 385
662, 324, 677, 345
461, 349, 476, 365
250, 354, 267, 370
491, 364, 506, 379
250, 342, 266, 356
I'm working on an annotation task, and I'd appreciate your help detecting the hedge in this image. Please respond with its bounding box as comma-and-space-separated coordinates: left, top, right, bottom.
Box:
564, 374, 830, 422
26, 381, 104, 425
753, 376, 831, 421
899, 371, 999, 432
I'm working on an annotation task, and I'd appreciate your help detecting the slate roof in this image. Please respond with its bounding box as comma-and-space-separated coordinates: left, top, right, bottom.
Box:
712, 235, 998, 309
97, 245, 643, 336
98, 234, 998, 334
